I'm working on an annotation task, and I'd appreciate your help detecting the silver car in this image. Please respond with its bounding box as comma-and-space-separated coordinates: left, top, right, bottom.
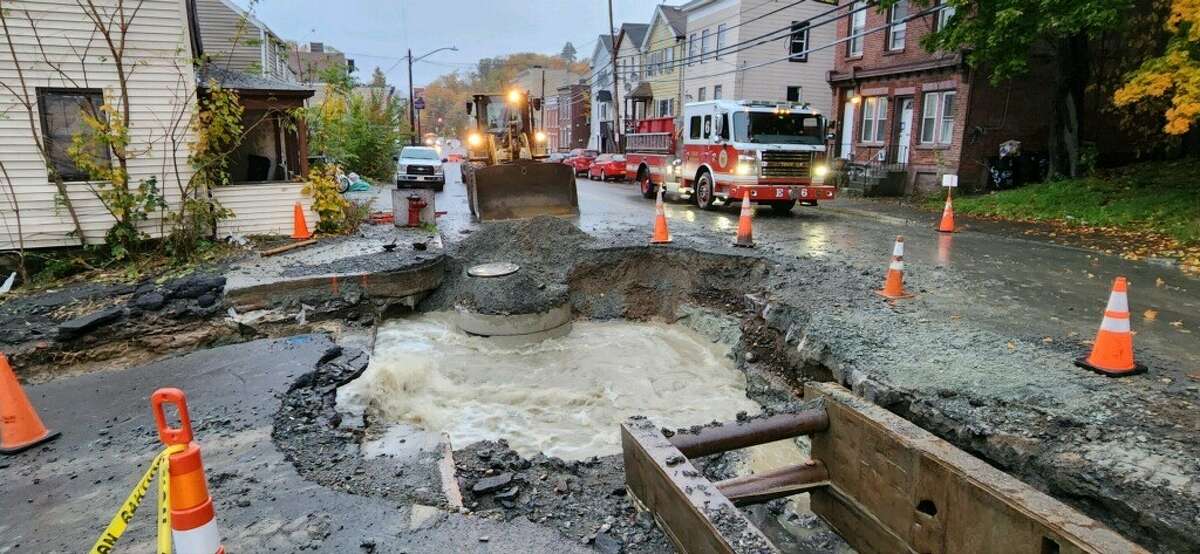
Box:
395, 146, 445, 190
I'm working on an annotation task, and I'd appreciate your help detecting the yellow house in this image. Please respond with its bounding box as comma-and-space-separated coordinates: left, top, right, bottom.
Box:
639, 5, 687, 120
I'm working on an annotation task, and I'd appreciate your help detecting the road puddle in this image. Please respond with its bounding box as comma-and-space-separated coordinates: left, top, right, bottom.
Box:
338, 312, 761, 460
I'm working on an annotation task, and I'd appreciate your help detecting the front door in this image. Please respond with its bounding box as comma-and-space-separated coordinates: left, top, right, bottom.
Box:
896, 97, 914, 165
840, 100, 855, 159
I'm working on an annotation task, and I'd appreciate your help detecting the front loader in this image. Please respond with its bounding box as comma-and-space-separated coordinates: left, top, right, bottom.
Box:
462, 91, 578, 221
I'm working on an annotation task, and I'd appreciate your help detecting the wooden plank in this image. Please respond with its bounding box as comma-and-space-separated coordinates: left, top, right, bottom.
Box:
806, 382, 1150, 554
621, 417, 779, 554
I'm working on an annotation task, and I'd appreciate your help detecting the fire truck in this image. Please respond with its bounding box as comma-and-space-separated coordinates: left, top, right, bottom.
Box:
624, 100, 834, 213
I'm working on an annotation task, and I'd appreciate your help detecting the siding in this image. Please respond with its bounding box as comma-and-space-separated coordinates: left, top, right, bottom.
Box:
734, 0, 835, 114
214, 183, 315, 237
682, 0, 740, 103
194, 0, 262, 76
643, 17, 683, 114
0, 0, 198, 250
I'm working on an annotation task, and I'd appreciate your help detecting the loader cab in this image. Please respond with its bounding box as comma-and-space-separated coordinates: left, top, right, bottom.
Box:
465, 91, 549, 162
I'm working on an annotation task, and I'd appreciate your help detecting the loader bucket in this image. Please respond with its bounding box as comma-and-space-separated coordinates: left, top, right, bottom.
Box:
466, 159, 579, 221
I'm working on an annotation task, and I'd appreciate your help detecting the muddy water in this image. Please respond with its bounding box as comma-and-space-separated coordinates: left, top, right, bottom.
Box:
338, 313, 762, 460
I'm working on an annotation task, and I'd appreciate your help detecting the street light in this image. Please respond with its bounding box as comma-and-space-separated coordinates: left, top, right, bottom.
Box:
404, 46, 458, 145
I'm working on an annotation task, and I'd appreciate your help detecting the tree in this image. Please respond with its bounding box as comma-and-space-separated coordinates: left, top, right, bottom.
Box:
920, 0, 1134, 177
1114, 0, 1200, 135
369, 66, 387, 87
561, 42, 577, 63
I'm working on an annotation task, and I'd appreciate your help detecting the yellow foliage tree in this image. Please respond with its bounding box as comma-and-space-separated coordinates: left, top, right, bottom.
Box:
1114, 0, 1200, 134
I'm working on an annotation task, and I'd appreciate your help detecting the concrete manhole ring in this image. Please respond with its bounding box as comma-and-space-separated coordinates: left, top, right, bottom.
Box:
467, 262, 519, 278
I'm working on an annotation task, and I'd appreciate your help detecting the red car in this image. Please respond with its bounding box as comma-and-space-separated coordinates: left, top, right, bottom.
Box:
563, 149, 598, 176
587, 154, 627, 181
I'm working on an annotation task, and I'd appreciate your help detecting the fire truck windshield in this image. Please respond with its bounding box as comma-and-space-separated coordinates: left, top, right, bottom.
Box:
732, 111, 824, 145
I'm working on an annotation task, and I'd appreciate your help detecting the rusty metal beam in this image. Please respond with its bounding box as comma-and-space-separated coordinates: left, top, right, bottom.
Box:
715, 460, 829, 507
621, 417, 780, 554
669, 409, 829, 458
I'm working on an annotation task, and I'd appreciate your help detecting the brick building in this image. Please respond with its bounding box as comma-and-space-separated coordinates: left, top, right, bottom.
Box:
828, 1, 1053, 193
557, 84, 591, 151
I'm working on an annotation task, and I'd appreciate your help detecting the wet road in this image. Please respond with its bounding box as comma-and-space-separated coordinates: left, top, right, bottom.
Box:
422, 164, 1199, 378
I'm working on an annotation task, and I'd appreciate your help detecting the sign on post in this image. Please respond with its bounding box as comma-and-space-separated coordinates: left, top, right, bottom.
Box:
942, 174, 959, 188
414, 98, 426, 110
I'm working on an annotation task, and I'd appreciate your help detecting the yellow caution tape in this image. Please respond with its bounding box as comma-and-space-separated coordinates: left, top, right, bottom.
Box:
90, 444, 184, 554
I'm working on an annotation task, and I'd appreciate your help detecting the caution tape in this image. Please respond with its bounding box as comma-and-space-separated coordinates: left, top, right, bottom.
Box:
90, 444, 184, 554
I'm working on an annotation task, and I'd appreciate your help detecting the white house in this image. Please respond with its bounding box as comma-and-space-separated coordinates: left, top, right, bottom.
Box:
587, 35, 615, 152
680, 0, 834, 115
193, 0, 297, 82
0, 0, 315, 252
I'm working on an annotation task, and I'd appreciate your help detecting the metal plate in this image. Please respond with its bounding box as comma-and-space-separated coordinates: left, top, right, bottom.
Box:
467, 262, 519, 278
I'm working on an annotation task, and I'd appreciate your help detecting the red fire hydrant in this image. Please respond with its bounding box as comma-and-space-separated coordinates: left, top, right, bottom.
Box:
406, 193, 428, 227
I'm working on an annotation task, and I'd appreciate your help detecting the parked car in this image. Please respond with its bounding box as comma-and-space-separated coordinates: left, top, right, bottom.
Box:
445, 152, 465, 163
563, 149, 598, 176
587, 154, 627, 181
395, 146, 446, 191
545, 152, 567, 163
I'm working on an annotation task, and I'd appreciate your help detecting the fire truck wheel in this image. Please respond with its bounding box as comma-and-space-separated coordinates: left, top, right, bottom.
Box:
639, 172, 655, 199
695, 172, 716, 210
769, 200, 797, 215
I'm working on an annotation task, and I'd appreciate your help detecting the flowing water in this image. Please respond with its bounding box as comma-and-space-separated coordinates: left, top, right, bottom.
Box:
338, 312, 762, 460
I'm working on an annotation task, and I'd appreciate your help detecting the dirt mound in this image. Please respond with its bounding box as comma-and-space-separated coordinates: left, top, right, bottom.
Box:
452, 216, 594, 275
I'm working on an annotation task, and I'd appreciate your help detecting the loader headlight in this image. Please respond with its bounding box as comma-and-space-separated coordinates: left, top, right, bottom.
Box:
507, 90, 522, 104
467, 133, 483, 147
813, 164, 829, 178
535, 131, 547, 143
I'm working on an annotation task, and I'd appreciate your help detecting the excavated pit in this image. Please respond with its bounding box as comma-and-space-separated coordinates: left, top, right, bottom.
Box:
269, 217, 1190, 553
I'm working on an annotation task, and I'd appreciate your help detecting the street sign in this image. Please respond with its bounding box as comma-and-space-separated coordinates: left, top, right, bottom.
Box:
942, 174, 958, 188
414, 98, 425, 110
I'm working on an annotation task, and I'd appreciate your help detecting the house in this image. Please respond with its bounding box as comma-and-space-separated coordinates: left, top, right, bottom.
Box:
556, 83, 591, 151
634, 5, 688, 124
612, 23, 649, 140
587, 35, 616, 152
290, 42, 355, 84
545, 94, 562, 152
827, 0, 1052, 193
193, 0, 297, 82
681, 0, 834, 115
0, 0, 316, 252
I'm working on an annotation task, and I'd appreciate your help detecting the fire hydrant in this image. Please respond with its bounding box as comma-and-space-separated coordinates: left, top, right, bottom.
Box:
405, 194, 428, 227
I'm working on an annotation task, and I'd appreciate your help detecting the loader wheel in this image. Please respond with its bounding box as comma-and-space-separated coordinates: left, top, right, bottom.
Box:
639, 171, 655, 199
695, 172, 716, 210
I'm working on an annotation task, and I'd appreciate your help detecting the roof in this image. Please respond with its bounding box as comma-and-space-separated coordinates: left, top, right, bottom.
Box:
619, 23, 649, 50
599, 35, 613, 53
628, 81, 653, 98
642, 5, 687, 50
198, 64, 314, 96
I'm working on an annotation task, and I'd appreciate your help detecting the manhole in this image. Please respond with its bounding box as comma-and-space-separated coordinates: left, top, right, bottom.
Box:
467, 262, 519, 278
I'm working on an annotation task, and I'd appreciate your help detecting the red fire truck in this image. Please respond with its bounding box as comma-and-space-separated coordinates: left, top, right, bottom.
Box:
624, 100, 834, 213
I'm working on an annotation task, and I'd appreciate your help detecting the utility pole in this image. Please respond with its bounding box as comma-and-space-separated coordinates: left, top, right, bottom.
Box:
608, 0, 622, 153
407, 48, 416, 146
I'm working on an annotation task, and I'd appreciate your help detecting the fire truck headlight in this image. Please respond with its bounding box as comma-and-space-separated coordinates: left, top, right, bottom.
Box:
813, 164, 830, 178
535, 131, 547, 143
736, 163, 752, 176
467, 133, 483, 147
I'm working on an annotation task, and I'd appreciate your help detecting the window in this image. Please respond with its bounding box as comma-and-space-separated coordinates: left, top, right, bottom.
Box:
718, 114, 730, 140
698, 87, 707, 101
689, 115, 703, 139
860, 96, 888, 143
701, 29, 711, 61
789, 21, 810, 62
599, 102, 609, 121
848, 2, 866, 57
37, 88, 108, 181
689, 33, 698, 66
937, 0, 956, 30
665, 46, 674, 74
703, 115, 712, 139
921, 91, 957, 144
716, 24, 728, 59
786, 86, 802, 102
659, 99, 673, 117
713, 85, 723, 100
888, 2, 908, 51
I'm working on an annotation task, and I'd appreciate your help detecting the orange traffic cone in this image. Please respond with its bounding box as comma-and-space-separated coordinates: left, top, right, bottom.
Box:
0, 353, 60, 454
1076, 277, 1147, 377
876, 236, 914, 300
291, 202, 311, 240
734, 189, 754, 248
650, 185, 672, 244
152, 388, 225, 554
937, 189, 956, 233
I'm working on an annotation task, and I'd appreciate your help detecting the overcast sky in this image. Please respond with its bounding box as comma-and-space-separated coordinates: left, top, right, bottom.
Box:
232, 0, 658, 91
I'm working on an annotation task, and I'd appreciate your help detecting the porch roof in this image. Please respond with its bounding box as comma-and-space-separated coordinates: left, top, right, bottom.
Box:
198, 64, 315, 97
